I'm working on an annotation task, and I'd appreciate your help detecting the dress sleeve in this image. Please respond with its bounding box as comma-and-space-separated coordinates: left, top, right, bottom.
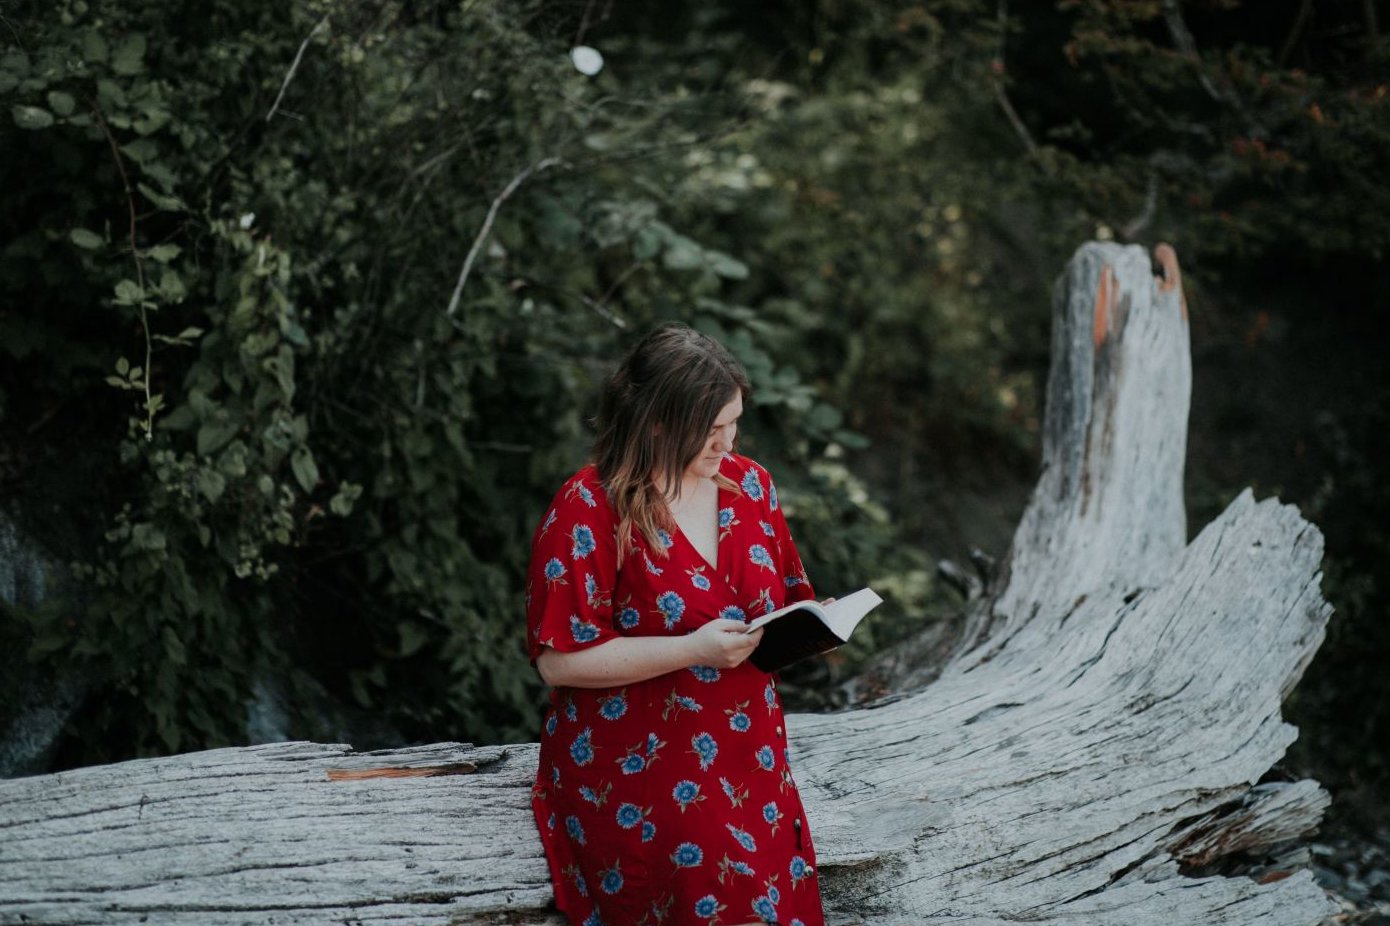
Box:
764, 468, 816, 605
525, 474, 621, 666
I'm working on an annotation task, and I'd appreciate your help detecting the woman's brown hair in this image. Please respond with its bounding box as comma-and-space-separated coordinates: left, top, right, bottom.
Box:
593, 323, 751, 559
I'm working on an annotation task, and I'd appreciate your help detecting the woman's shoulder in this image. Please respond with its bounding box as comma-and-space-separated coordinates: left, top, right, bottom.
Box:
549, 463, 613, 513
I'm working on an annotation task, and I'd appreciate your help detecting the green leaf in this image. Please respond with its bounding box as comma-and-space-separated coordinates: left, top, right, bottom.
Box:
147, 243, 181, 262
290, 447, 319, 493
116, 356, 130, 375
329, 482, 363, 516
111, 34, 147, 76
398, 622, 430, 657
82, 31, 109, 64
137, 182, 185, 212
70, 228, 104, 250
114, 280, 143, 305
161, 625, 186, 666
46, 91, 76, 117
119, 138, 158, 164
195, 469, 226, 503
197, 418, 238, 456
11, 105, 54, 130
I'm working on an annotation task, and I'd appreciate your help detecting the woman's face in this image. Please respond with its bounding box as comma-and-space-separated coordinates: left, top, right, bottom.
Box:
685, 392, 742, 481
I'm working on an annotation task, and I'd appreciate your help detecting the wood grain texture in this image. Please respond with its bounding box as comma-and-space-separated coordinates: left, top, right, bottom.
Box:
0, 242, 1337, 925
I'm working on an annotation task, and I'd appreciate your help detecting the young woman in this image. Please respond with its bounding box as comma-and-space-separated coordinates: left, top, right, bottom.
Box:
526, 323, 826, 926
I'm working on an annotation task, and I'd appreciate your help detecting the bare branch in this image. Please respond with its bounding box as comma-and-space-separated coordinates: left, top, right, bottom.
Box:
1120, 172, 1160, 240
992, 1, 1051, 173
266, 15, 330, 123
444, 158, 563, 319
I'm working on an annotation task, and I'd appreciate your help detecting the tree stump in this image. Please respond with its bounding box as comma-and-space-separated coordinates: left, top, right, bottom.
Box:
0, 243, 1338, 925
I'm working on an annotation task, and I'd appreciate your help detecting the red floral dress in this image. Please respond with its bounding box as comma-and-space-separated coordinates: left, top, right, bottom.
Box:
527, 452, 826, 926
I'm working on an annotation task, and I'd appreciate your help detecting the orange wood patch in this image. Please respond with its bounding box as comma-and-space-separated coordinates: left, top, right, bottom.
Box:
1154, 243, 1187, 322
1093, 264, 1116, 348
325, 762, 478, 780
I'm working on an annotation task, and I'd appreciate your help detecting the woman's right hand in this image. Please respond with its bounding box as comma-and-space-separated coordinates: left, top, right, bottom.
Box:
687, 619, 764, 668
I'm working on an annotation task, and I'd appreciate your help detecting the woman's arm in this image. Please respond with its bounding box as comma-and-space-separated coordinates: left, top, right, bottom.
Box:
537, 619, 764, 689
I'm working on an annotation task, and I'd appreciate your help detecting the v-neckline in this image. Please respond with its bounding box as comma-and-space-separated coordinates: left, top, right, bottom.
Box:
668, 475, 724, 574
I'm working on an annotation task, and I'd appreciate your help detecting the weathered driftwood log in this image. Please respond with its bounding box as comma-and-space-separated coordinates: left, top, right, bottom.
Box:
0, 242, 1338, 925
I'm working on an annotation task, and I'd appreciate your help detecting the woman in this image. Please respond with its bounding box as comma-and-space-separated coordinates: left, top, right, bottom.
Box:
526, 323, 826, 926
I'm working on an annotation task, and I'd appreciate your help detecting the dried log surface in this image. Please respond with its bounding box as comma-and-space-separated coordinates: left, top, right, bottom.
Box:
0, 242, 1338, 925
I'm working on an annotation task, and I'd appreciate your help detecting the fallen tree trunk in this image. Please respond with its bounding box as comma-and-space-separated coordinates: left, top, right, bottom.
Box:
0, 242, 1338, 925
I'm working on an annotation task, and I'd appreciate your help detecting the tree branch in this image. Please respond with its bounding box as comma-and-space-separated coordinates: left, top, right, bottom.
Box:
266, 15, 330, 123
444, 157, 562, 319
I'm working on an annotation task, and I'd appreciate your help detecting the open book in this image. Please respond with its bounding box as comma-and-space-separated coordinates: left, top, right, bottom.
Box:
742, 588, 883, 673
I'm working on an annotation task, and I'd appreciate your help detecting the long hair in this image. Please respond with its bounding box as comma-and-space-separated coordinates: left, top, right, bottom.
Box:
593, 323, 751, 559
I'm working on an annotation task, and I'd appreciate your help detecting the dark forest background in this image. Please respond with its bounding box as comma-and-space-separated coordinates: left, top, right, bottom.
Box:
1, 0, 1387, 835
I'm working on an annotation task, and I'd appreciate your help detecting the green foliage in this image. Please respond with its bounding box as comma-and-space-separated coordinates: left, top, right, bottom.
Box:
1, 0, 927, 761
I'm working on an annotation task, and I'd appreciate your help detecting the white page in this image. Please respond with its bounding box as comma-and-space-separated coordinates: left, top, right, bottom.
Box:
744, 587, 882, 638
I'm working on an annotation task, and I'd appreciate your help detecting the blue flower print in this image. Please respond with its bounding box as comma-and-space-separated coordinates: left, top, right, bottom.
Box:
544, 557, 567, 586
548, 811, 556, 830
763, 801, 782, 830
764, 681, 777, 713
767, 881, 781, 904
741, 468, 764, 501
719, 776, 748, 808
552, 765, 561, 786
581, 910, 602, 926
657, 528, 675, 549
784, 575, 805, 588
571, 523, 596, 559
769, 481, 779, 511
750, 588, 773, 615
790, 921, 805, 926
694, 894, 725, 920
760, 520, 776, 538
748, 544, 775, 572
718, 507, 736, 529
719, 605, 747, 623
645, 732, 666, 759
599, 693, 627, 721
672, 779, 704, 812
570, 614, 601, 644
688, 566, 711, 591
718, 855, 756, 881
688, 665, 721, 683
790, 855, 810, 883
615, 803, 644, 829
570, 728, 594, 766
568, 481, 597, 508
641, 820, 656, 843
579, 782, 611, 807
618, 606, 641, 630
691, 732, 718, 771
584, 573, 600, 606
672, 842, 703, 868
540, 508, 558, 536
565, 815, 586, 845
656, 590, 685, 629
729, 709, 751, 733
643, 551, 664, 576
663, 690, 703, 721
752, 895, 777, 921
619, 752, 646, 775
564, 864, 587, 897
726, 823, 757, 853
545, 712, 558, 736
565, 698, 578, 722
755, 744, 775, 771
600, 861, 623, 895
